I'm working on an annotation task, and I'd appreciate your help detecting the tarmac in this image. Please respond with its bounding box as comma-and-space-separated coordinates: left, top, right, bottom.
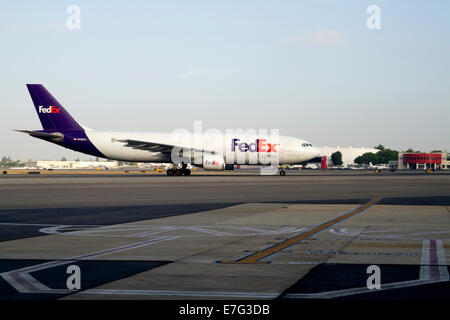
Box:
0, 171, 448, 300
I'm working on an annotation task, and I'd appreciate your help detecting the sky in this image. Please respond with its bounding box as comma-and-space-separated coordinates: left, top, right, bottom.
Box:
1, 0, 449, 160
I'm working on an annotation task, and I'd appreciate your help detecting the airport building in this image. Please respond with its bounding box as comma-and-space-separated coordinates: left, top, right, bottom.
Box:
28, 160, 119, 169
397, 152, 448, 170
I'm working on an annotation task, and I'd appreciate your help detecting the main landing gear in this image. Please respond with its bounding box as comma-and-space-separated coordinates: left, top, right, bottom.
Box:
278, 165, 287, 176
166, 163, 191, 176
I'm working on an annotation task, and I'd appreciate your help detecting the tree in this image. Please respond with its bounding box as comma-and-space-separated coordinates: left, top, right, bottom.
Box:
404, 148, 421, 153
377, 149, 398, 164
374, 144, 385, 151
354, 148, 398, 165
0, 156, 25, 168
331, 151, 343, 166
355, 152, 378, 164
61, 157, 67, 161
431, 150, 442, 153
1, 156, 12, 163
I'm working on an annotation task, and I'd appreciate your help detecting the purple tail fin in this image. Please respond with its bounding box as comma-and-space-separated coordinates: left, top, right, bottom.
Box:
26, 84, 83, 131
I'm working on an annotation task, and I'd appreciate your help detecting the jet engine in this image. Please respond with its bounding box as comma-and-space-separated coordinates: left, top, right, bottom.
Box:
202, 154, 225, 171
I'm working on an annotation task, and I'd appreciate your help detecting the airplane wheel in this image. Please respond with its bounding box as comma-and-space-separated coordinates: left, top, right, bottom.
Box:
167, 169, 174, 176
175, 169, 183, 176
183, 169, 191, 176
279, 170, 286, 176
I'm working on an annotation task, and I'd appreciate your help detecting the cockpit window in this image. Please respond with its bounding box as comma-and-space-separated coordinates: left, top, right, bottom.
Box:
302, 143, 313, 147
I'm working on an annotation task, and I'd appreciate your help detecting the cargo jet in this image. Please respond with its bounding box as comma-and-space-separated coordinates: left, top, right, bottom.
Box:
16, 84, 320, 176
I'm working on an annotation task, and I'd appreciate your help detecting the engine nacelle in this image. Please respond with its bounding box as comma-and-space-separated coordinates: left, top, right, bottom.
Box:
202, 154, 225, 171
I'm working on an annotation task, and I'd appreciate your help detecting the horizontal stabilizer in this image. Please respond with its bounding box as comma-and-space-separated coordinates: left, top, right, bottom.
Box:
14, 130, 64, 142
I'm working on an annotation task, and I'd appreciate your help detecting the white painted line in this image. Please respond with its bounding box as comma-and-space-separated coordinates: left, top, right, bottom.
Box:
286, 261, 320, 265
82, 289, 279, 299
183, 226, 232, 237
284, 279, 442, 299
41, 224, 308, 239
72, 236, 180, 260
286, 239, 449, 299
420, 240, 431, 280
129, 226, 180, 237
1, 273, 34, 293
225, 226, 304, 234
420, 239, 448, 281
39, 226, 70, 234
329, 228, 358, 236
330, 227, 450, 240
402, 231, 450, 237
436, 240, 449, 281
0, 235, 177, 293
0, 222, 102, 227
20, 272, 52, 291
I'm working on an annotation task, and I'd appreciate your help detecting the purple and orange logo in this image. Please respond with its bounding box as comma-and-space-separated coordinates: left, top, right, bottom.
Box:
231, 138, 278, 153
38, 105, 60, 114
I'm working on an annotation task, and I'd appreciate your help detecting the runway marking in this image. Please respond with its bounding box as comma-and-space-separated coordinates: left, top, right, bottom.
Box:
283, 279, 444, 299
37, 224, 306, 238
420, 239, 449, 281
182, 226, 233, 237
0, 235, 177, 294
81, 289, 279, 299
285, 239, 449, 299
0, 222, 101, 228
307, 250, 421, 256
221, 197, 382, 264
277, 261, 320, 265
330, 226, 450, 240
128, 226, 180, 237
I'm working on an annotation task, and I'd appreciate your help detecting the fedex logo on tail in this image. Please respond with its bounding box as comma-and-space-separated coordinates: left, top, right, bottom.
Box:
231, 138, 278, 153
38, 105, 60, 114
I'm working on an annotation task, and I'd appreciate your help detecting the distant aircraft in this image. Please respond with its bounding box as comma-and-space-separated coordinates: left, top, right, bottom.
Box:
16, 84, 320, 176
368, 162, 389, 170
303, 163, 319, 169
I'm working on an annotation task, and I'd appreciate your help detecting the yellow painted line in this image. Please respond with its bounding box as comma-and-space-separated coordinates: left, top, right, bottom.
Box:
222, 197, 382, 264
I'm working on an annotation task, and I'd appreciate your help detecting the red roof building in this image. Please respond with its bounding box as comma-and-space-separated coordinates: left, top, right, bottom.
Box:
398, 152, 448, 170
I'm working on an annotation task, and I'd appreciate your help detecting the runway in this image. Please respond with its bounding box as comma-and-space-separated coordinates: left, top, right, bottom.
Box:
1, 173, 450, 209
0, 173, 449, 300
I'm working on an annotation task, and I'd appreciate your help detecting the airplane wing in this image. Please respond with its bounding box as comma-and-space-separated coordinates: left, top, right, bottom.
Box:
112, 138, 215, 155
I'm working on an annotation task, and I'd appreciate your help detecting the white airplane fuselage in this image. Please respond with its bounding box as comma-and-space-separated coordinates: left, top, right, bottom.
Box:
85, 131, 320, 165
